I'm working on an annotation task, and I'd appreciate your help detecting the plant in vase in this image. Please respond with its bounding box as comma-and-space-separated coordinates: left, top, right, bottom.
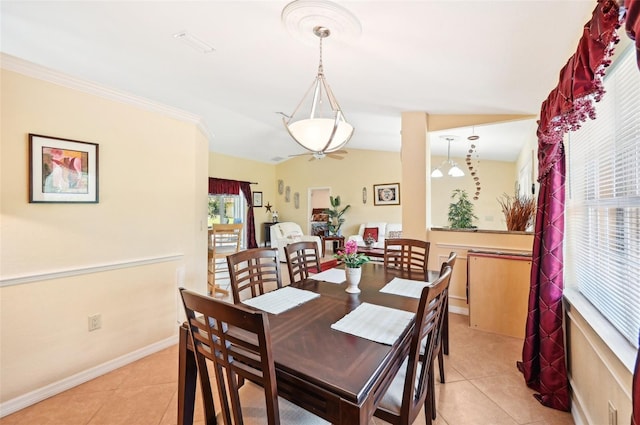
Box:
325, 195, 351, 236
497, 193, 536, 231
334, 240, 370, 293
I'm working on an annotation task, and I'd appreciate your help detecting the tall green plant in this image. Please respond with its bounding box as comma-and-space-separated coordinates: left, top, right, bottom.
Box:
325, 195, 351, 235
208, 198, 219, 217
448, 189, 477, 229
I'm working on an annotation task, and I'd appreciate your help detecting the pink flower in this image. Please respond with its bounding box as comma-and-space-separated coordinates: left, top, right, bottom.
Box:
334, 239, 370, 268
344, 239, 357, 255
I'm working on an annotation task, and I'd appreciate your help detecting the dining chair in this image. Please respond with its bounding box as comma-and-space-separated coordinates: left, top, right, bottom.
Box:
426, 252, 458, 421
437, 251, 457, 382
284, 241, 321, 284
208, 223, 243, 297
384, 238, 430, 274
178, 288, 329, 425
227, 247, 282, 304
374, 266, 452, 425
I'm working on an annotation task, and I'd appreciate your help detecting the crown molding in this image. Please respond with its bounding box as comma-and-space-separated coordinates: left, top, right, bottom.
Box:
1, 53, 213, 139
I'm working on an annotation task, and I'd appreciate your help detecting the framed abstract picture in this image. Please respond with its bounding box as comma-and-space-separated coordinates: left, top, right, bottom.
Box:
29, 134, 99, 203
373, 183, 400, 206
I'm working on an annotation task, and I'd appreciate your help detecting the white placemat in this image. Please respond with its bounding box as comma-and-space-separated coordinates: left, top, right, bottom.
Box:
330, 302, 415, 345
308, 268, 346, 284
242, 286, 320, 315
379, 277, 431, 299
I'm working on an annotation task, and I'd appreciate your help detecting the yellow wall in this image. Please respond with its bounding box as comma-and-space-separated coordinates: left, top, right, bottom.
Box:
0, 69, 208, 404
566, 300, 634, 425
430, 156, 516, 230
273, 149, 402, 239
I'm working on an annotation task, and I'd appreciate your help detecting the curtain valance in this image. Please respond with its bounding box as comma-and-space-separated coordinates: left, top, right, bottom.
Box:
537, 0, 621, 179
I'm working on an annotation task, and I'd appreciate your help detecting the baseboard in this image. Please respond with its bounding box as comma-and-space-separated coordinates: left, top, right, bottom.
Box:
449, 305, 469, 315
0, 335, 178, 418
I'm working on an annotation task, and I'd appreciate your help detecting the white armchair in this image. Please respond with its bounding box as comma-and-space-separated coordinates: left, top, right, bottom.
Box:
348, 222, 403, 248
270, 222, 322, 262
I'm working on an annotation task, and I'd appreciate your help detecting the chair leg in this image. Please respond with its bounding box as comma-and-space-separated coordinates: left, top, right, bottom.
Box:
425, 369, 434, 425
211, 258, 230, 297
438, 344, 445, 384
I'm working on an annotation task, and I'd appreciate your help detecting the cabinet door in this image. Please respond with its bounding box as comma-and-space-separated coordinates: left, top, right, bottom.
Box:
468, 254, 532, 338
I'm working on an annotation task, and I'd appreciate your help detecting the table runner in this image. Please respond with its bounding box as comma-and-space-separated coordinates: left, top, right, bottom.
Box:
379, 277, 430, 299
331, 302, 414, 345
242, 286, 320, 315
308, 268, 346, 284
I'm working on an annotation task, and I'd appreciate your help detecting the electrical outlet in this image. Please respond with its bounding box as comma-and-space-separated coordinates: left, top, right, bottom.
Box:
88, 314, 102, 331
608, 400, 617, 425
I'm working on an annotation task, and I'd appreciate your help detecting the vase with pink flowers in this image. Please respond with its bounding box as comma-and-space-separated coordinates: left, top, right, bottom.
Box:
334, 240, 370, 293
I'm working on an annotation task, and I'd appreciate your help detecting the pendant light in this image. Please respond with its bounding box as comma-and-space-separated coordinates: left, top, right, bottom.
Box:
283, 26, 354, 154
431, 136, 465, 178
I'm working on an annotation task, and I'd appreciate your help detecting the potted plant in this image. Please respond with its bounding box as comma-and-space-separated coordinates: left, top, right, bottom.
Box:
448, 189, 477, 229
325, 195, 351, 236
334, 239, 370, 293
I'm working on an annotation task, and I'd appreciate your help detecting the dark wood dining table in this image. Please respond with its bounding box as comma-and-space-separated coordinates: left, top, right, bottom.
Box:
178, 263, 438, 425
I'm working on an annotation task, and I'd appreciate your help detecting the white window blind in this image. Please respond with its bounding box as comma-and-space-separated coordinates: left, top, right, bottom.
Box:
566, 46, 640, 348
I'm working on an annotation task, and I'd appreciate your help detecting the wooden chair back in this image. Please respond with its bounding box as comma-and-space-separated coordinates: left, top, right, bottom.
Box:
439, 252, 457, 352
374, 266, 452, 425
179, 288, 280, 424
226, 248, 282, 304
423, 251, 459, 423
284, 241, 321, 284
208, 223, 243, 296
384, 238, 430, 274
210, 223, 243, 256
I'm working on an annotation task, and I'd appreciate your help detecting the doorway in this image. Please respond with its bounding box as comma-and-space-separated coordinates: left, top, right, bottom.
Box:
308, 187, 330, 235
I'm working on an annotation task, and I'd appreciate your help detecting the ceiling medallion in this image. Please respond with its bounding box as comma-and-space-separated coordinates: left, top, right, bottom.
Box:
281, 0, 362, 45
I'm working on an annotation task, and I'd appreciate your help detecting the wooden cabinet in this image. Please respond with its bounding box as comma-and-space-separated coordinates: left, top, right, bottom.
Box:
468, 250, 532, 338
263, 222, 278, 247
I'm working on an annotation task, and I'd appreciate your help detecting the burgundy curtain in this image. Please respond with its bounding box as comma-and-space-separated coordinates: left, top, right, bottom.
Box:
518, 154, 569, 409
627, 0, 640, 69
208, 178, 258, 249
517, 0, 622, 411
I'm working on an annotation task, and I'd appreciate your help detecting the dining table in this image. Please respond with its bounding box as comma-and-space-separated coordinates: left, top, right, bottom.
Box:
178, 262, 438, 425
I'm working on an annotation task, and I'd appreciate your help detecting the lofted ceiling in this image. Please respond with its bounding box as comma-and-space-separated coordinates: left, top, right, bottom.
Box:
0, 1, 595, 163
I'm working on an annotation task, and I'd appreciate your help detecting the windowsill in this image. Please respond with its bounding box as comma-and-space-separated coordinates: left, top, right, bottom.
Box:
563, 287, 637, 372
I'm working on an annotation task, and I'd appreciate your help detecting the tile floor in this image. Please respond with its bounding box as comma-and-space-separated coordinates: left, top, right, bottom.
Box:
0, 313, 575, 425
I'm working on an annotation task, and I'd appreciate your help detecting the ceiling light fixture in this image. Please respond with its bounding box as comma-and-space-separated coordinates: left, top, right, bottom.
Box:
431, 136, 465, 178
283, 25, 354, 155
173, 31, 215, 54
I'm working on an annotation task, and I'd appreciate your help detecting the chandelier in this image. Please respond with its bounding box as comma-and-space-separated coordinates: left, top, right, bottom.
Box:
283, 26, 354, 154
431, 136, 465, 178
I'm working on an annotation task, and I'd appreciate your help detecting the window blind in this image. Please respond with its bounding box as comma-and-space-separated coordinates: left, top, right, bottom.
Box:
566, 46, 640, 348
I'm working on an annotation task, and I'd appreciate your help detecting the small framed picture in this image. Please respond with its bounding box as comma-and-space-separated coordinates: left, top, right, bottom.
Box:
29, 134, 99, 203
252, 191, 263, 208
373, 183, 400, 206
